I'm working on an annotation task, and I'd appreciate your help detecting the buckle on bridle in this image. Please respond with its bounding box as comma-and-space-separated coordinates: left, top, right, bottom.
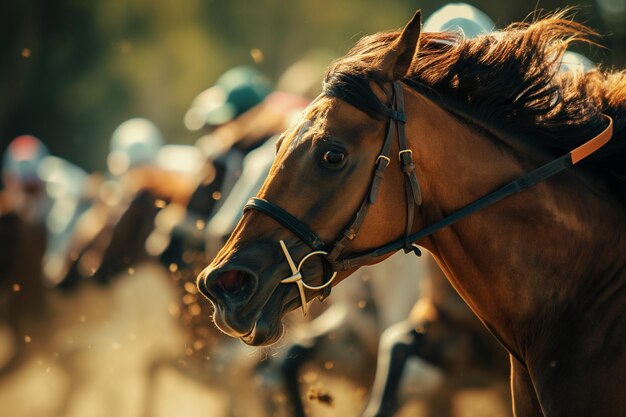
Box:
399, 149, 412, 161
279, 240, 338, 317
376, 155, 391, 166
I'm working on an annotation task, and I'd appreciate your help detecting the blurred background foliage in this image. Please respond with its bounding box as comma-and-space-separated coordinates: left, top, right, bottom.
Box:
1, 0, 625, 172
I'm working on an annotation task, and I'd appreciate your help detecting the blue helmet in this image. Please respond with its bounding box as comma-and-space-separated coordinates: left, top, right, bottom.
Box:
184, 66, 272, 131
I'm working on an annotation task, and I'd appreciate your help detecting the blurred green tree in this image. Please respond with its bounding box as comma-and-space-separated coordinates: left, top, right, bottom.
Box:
1, 0, 623, 173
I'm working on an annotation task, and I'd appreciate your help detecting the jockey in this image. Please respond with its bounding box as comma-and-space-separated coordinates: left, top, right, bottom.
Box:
185, 66, 272, 134
2, 135, 51, 221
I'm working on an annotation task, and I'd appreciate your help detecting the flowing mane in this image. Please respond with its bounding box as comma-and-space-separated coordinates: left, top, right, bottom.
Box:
324, 11, 626, 198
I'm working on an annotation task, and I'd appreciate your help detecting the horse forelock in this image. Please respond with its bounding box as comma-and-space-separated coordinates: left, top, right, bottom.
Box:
325, 10, 626, 200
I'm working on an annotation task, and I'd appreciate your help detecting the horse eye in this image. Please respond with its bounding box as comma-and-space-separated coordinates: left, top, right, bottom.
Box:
322, 150, 345, 165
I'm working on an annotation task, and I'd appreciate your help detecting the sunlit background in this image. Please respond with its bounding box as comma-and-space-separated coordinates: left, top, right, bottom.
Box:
1, 1, 625, 417
1, 0, 625, 170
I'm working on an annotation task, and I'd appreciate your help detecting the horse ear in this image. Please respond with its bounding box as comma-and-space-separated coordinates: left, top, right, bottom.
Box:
377, 10, 422, 81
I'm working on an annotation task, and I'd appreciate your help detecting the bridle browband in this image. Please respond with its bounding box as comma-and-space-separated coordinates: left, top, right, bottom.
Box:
244, 75, 614, 316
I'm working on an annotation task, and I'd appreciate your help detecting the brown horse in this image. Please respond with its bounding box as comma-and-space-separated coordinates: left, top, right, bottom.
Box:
198, 11, 626, 417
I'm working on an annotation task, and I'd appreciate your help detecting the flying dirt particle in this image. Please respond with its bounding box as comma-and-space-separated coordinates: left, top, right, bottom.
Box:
549, 360, 557, 368
195, 219, 205, 230
302, 371, 318, 384
45, 367, 51, 373
193, 339, 205, 350
168, 302, 181, 317
355, 386, 368, 398
12, 283, 21, 292
21, 48, 31, 58
307, 386, 334, 406
128, 267, 135, 275
169, 263, 178, 272
184, 281, 198, 294
183, 294, 196, 305
272, 392, 287, 404
189, 303, 202, 316
357, 300, 367, 309
154, 199, 167, 208
183, 251, 195, 264
119, 40, 132, 54
212, 191, 221, 200
79, 315, 87, 323
250, 48, 264, 63
24, 335, 31, 343
185, 347, 193, 356
324, 361, 334, 370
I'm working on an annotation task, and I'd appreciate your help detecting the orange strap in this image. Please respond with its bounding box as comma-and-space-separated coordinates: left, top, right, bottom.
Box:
570, 114, 614, 164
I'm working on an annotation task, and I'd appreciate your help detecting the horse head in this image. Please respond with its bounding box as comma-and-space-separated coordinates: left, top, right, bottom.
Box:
196, 11, 430, 346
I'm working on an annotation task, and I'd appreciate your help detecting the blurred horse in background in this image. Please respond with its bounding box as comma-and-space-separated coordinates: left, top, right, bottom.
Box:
0, 136, 102, 416
141, 86, 313, 417
0, 190, 47, 380
362, 254, 510, 417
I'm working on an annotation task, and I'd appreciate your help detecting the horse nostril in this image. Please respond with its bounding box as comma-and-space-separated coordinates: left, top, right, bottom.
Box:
216, 270, 247, 293
204, 269, 257, 304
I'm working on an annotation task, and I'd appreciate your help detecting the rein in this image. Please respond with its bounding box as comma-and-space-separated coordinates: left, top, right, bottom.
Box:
244, 79, 614, 316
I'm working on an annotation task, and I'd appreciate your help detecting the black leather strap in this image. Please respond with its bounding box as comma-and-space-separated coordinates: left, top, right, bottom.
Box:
327, 81, 411, 263
244, 198, 326, 250
328, 153, 576, 270
244, 197, 334, 299
245, 77, 613, 282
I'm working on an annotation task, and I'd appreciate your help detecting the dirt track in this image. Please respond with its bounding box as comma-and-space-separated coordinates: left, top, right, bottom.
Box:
0, 262, 511, 417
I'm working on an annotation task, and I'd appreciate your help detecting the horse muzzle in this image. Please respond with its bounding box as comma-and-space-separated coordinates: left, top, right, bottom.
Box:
197, 264, 260, 337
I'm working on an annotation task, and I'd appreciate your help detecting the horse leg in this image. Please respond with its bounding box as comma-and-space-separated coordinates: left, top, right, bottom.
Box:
510, 355, 544, 417
361, 320, 421, 417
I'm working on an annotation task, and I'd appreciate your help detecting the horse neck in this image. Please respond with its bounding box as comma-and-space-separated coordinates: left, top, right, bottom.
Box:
405, 90, 626, 358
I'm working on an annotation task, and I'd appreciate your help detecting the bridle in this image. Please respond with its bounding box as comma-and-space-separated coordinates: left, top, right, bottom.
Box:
243, 78, 614, 316
244, 80, 420, 315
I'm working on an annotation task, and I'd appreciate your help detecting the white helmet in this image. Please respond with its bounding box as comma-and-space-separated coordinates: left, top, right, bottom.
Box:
108, 118, 164, 176
424, 3, 495, 39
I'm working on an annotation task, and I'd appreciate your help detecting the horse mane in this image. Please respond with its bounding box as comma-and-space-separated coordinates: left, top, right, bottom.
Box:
324, 11, 626, 197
